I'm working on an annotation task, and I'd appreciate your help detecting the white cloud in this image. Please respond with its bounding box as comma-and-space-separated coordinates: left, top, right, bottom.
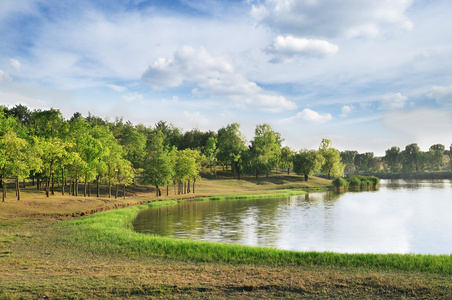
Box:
142, 46, 234, 89
9, 58, 21, 71
340, 105, 353, 117
142, 46, 297, 112
380, 93, 408, 110
106, 84, 127, 92
428, 85, 452, 105
251, 0, 414, 38
0, 69, 10, 81
281, 108, 332, 123
122, 92, 143, 102
265, 35, 339, 63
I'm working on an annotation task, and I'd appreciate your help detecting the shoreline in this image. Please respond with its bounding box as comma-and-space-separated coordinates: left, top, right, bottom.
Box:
1, 175, 451, 299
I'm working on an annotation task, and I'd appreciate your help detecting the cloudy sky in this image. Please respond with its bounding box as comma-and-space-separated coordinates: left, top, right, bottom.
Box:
1, 0, 452, 155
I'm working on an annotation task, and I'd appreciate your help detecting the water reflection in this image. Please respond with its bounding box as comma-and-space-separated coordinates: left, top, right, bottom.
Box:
133, 179, 452, 254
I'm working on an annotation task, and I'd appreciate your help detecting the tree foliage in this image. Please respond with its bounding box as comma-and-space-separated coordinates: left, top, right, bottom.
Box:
293, 149, 324, 181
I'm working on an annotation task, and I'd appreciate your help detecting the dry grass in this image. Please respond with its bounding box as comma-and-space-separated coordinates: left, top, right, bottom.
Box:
1, 173, 451, 299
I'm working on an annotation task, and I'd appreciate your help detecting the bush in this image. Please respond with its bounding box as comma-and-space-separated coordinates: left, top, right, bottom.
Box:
368, 176, 380, 187
348, 176, 361, 190
332, 178, 349, 189
360, 179, 371, 189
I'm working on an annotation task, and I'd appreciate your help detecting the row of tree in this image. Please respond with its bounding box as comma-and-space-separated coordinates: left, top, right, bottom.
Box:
3, 104, 451, 202
0, 105, 204, 201
341, 144, 452, 174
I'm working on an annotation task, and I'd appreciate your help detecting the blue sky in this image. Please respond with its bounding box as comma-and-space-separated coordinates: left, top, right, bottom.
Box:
1, 0, 452, 155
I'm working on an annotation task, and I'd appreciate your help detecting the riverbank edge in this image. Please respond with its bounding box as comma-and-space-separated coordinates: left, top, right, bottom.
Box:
57, 191, 452, 275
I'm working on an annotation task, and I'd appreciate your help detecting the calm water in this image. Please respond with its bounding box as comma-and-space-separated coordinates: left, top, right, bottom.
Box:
133, 179, 452, 254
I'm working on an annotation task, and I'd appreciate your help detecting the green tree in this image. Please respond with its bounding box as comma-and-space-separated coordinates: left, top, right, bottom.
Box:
354, 152, 374, 172
319, 139, 345, 179
402, 143, 420, 172
280, 146, 295, 174
383, 146, 401, 173
204, 136, 219, 176
293, 149, 324, 181
340, 150, 358, 173
429, 144, 445, 171
249, 124, 282, 179
217, 123, 247, 179
141, 131, 174, 197
34, 137, 71, 197
0, 131, 35, 201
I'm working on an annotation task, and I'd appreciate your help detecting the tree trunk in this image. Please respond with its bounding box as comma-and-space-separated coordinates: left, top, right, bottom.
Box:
123, 184, 126, 199
167, 185, 169, 196
287, 168, 290, 175
193, 178, 196, 193
187, 179, 190, 193
61, 169, 65, 195
51, 173, 55, 195
84, 178, 87, 197
97, 176, 100, 197
115, 184, 118, 199
2, 175, 6, 202
108, 180, 112, 198
75, 179, 79, 196
304, 174, 309, 181
46, 176, 50, 197
16, 178, 20, 201
88, 182, 91, 197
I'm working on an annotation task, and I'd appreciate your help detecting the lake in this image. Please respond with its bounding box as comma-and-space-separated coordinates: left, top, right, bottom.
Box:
133, 179, 452, 254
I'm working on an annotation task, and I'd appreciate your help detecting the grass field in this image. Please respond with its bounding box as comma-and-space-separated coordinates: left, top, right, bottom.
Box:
1, 173, 451, 299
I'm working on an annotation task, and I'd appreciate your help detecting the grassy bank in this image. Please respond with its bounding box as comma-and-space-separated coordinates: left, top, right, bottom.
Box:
59, 200, 452, 275
1, 174, 452, 299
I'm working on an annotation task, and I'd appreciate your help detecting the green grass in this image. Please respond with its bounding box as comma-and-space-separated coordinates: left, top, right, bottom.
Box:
193, 189, 307, 201
57, 199, 452, 275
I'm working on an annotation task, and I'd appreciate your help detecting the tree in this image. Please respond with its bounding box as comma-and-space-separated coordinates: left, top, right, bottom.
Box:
117, 122, 146, 172
293, 149, 324, 181
402, 143, 420, 172
318, 139, 345, 179
340, 150, 358, 173
280, 146, 295, 174
429, 144, 445, 171
383, 146, 401, 173
34, 137, 71, 197
0, 131, 34, 201
204, 136, 219, 176
217, 123, 247, 179
249, 124, 282, 179
115, 158, 134, 199
368, 157, 382, 172
154, 121, 183, 148
141, 131, 174, 197
354, 152, 374, 172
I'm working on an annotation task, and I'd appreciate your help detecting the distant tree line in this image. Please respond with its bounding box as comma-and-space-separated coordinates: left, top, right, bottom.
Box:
340, 143, 452, 174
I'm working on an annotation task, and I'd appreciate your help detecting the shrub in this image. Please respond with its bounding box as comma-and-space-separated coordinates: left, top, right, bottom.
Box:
348, 176, 361, 190
332, 178, 349, 189
368, 176, 380, 187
